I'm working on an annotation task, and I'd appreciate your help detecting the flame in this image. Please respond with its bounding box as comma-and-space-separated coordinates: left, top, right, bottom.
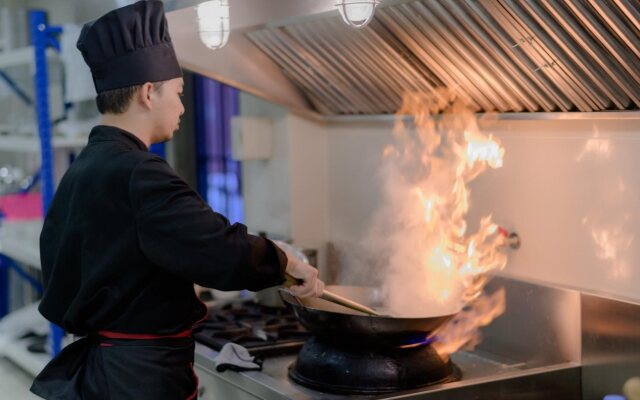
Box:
368, 89, 509, 354
433, 288, 506, 358
464, 130, 504, 169
576, 131, 634, 281
588, 224, 633, 279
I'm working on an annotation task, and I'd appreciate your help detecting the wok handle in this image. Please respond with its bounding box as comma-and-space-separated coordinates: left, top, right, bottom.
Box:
284, 273, 381, 317
320, 290, 382, 317
284, 273, 303, 287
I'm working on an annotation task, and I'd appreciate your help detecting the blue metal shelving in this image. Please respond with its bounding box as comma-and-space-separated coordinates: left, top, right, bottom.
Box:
0, 9, 64, 359
0, 10, 64, 358
29, 10, 64, 357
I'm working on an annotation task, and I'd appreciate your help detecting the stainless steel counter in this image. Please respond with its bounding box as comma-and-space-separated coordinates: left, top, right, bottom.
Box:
195, 343, 580, 399
194, 276, 640, 399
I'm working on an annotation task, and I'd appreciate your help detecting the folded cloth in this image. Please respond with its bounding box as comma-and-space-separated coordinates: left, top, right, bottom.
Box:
214, 343, 263, 372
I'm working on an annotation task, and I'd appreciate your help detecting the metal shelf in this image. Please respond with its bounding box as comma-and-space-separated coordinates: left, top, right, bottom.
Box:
0, 10, 65, 359
0, 221, 42, 270
0, 334, 48, 377
0, 46, 57, 69
0, 135, 87, 153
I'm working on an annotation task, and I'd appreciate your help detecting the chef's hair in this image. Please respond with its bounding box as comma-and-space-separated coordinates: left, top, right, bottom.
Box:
96, 81, 165, 114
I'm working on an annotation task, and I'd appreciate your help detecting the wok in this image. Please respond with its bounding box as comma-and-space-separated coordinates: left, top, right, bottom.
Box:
280, 285, 455, 346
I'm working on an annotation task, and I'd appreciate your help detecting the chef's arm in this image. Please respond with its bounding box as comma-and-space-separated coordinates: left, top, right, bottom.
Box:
129, 157, 286, 291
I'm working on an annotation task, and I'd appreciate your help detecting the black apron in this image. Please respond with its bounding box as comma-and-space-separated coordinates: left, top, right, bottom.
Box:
30, 330, 198, 400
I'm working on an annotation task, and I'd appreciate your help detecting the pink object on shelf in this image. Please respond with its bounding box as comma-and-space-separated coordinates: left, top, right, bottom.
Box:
0, 193, 43, 221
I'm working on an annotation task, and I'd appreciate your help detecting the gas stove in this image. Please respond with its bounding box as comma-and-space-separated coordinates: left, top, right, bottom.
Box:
193, 301, 311, 357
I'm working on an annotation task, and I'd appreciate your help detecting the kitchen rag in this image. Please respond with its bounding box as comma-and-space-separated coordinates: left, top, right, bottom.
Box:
214, 343, 263, 372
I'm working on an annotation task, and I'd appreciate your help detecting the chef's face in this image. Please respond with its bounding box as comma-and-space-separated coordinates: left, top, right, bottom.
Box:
150, 77, 185, 143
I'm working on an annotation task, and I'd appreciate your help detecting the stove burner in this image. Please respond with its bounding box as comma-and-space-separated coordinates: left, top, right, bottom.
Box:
193, 301, 311, 357
289, 336, 460, 394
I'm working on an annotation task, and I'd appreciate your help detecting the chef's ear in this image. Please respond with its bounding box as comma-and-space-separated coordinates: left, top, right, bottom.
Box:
137, 82, 155, 111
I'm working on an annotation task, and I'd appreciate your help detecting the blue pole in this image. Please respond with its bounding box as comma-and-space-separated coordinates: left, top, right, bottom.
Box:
30, 10, 64, 357
30, 11, 55, 214
193, 74, 209, 200
149, 142, 166, 158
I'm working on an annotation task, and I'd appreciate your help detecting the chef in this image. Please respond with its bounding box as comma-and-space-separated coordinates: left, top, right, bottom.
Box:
30, 1, 324, 399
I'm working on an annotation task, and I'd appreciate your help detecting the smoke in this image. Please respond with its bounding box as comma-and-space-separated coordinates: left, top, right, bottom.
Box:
363, 89, 508, 318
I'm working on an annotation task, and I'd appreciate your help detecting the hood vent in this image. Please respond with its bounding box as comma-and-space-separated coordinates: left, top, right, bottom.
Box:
246, 0, 640, 115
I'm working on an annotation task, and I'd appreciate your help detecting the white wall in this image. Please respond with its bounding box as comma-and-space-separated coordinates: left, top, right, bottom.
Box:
288, 114, 329, 272
240, 94, 291, 237
327, 123, 391, 244
326, 116, 640, 302
240, 94, 329, 273
239, 93, 640, 301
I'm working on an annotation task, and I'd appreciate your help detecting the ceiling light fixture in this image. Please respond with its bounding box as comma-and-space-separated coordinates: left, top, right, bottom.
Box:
196, 0, 230, 50
336, 0, 380, 29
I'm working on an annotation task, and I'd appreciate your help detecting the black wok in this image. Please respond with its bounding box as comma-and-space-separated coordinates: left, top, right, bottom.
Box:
280, 285, 455, 346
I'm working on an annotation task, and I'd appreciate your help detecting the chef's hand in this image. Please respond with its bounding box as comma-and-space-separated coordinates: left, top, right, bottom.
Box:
285, 257, 324, 298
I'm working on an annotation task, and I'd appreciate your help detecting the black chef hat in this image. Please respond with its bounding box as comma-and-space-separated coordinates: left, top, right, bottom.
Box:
76, 0, 182, 93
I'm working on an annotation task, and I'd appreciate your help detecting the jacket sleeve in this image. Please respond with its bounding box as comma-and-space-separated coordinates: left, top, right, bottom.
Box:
129, 156, 286, 290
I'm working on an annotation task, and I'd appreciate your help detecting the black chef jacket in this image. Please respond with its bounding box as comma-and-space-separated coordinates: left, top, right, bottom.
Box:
38, 125, 287, 335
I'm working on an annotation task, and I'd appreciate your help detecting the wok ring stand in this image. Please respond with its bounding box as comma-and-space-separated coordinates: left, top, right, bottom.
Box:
289, 336, 460, 395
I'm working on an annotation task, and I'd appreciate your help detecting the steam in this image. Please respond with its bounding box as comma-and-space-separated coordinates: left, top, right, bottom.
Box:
365, 89, 509, 318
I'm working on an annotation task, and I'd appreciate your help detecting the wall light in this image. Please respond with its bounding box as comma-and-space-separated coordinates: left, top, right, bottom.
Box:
196, 0, 230, 50
336, 0, 380, 29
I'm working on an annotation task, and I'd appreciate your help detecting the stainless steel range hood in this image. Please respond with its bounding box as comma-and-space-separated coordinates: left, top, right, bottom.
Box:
167, 0, 640, 116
